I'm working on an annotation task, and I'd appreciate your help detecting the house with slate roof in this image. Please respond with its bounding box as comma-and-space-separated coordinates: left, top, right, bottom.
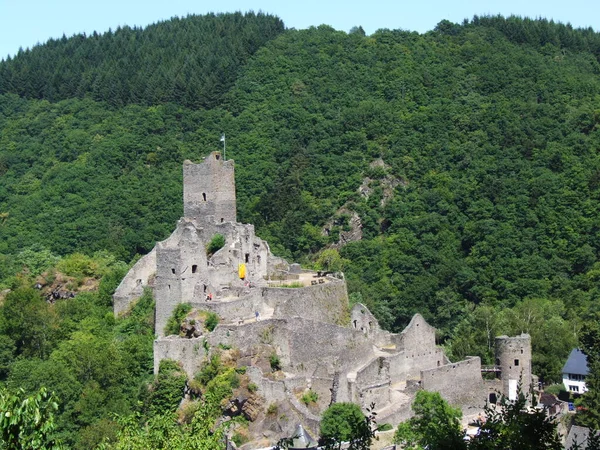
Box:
562, 348, 589, 394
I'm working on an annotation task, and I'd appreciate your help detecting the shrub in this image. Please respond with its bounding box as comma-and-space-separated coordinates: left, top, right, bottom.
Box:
269, 353, 281, 372
205, 312, 219, 331
248, 382, 258, 393
267, 403, 278, 415
164, 303, 192, 336
206, 234, 225, 256
301, 389, 319, 405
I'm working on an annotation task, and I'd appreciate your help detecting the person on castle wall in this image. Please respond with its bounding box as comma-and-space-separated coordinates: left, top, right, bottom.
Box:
255, 311, 260, 321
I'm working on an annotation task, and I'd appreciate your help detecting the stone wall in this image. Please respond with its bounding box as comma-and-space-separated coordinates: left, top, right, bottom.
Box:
183, 153, 236, 227
154, 336, 205, 376
421, 357, 484, 406
387, 347, 447, 382
350, 303, 389, 347
267, 279, 349, 326
190, 291, 263, 322
113, 248, 156, 315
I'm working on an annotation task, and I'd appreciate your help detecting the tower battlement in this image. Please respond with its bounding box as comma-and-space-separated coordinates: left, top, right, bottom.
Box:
183, 151, 236, 225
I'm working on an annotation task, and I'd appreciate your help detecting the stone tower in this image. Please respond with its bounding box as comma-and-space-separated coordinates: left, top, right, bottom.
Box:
495, 334, 532, 401
183, 151, 236, 226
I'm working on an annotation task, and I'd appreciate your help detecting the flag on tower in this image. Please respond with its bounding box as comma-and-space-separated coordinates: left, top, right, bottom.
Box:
220, 134, 225, 142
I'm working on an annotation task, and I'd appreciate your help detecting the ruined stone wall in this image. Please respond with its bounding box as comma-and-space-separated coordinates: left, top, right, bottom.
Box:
183, 153, 236, 226
354, 357, 392, 408
268, 280, 349, 326
207, 318, 374, 379
155, 247, 183, 336
391, 314, 436, 354
113, 248, 156, 315
421, 357, 484, 407
387, 347, 447, 382
285, 319, 374, 377
350, 303, 389, 347
189, 291, 263, 322
154, 336, 205, 376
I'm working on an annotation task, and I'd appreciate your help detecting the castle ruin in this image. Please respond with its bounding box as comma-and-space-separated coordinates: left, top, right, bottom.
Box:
113, 152, 532, 444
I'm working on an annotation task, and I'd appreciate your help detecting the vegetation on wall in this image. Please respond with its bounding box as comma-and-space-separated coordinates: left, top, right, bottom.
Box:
1, 11, 600, 445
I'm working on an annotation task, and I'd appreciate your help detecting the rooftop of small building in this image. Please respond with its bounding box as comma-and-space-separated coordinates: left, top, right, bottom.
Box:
562, 348, 589, 376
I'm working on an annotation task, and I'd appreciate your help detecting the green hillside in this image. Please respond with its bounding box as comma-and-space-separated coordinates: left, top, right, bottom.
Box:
1, 13, 600, 446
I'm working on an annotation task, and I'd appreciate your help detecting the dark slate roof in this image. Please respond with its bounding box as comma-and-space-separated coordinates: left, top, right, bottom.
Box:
562, 348, 589, 376
565, 425, 590, 450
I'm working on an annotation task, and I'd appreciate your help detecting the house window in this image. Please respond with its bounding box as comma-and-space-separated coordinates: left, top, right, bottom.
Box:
570, 385, 579, 393
514, 359, 519, 366
192, 265, 198, 273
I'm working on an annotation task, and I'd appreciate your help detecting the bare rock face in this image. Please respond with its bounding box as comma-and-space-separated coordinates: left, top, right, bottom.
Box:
242, 395, 263, 422
180, 318, 203, 338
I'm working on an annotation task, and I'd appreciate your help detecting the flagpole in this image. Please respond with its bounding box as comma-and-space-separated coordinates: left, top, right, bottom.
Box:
221, 134, 226, 160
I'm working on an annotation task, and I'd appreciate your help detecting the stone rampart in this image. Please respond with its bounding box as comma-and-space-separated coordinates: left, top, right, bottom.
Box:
113, 248, 156, 315
421, 357, 484, 406
190, 291, 263, 322
154, 336, 205, 377
388, 347, 447, 382
267, 279, 349, 326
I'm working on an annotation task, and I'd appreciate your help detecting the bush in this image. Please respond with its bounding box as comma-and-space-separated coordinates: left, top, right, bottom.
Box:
301, 389, 319, 405
164, 303, 192, 336
206, 234, 225, 256
320, 402, 375, 449
269, 353, 281, 372
205, 312, 219, 331
248, 382, 258, 393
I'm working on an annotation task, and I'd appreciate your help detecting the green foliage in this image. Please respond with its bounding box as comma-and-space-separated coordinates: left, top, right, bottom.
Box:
195, 354, 223, 386
146, 360, 187, 416
394, 390, 465, 450
206, 234, 225, 257
0, 387, 62, 449
0, 287, 58, 358
315, 249, 348, 273
577, 313, 600, 429
111, 401, 228, 450
319, 402, 377, 450
0, 12, 285, 109
204, 312, 219, 332
269, 353, 281, 372
164, 303, 192, 336
301, 389, 319, 405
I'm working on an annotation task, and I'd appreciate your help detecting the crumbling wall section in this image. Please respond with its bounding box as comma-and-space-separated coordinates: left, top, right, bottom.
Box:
268, 280, 349, 326
190, 291, 264, 322
421, 357, 484, 406
113, 248, 156, 315
155, 246, 183, 336
387, 347, 448, 382
350, 303, 389, 347
154, 336, 205, 377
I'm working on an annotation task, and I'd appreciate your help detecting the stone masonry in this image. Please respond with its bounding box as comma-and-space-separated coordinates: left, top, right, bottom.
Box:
113, 152, 533, 444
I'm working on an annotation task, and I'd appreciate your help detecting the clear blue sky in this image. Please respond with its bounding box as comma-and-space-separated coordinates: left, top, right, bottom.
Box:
0, 0, 597, 60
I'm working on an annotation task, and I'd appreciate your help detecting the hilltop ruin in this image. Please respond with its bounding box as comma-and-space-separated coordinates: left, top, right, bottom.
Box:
113, 152, 533, 444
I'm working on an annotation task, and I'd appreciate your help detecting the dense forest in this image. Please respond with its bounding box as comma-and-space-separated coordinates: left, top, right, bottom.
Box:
1, 12, 600, 447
